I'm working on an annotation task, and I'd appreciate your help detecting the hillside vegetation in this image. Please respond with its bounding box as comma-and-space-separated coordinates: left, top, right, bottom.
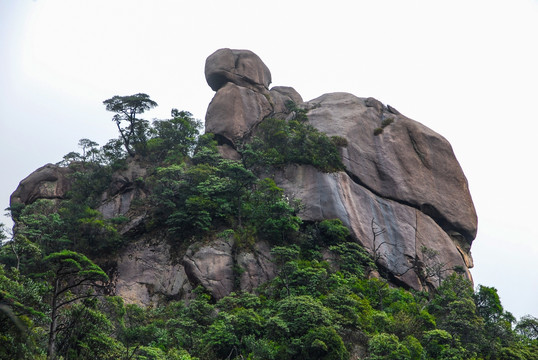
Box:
1, 95, 537, 360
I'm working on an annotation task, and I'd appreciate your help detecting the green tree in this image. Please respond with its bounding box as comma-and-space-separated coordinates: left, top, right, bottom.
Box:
148, 109, 201, 163
516, 315, 538, 340
474, 285, 516, 357
422, 329, 465, 360
43, 250, 109, 360
428, 274, 485, 357
103, 93, 158, 156
0, 264, 48, 359
77, 138, 100, 163
367, 333, 410, 360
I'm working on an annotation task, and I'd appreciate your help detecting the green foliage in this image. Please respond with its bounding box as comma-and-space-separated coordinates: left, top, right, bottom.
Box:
422, 329, 465, 360
0, 264, 48, 360
147, 109, 202, 163
381, 118, 394, 128
300, 326, 348, 360
103, 93, 158, 156
516, 315, 538, 340
242, 116, 345, 172
329, 241, 375, 278
151, 153, 300, 244
318, 219, 350, 245
367, 333, 410, 360
373, 117, 394, 136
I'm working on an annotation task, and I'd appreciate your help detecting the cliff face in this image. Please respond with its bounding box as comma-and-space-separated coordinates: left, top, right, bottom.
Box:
10, 49, 477, 305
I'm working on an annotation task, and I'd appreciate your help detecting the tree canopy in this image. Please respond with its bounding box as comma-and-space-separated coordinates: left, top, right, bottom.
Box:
103, 93, 158, 156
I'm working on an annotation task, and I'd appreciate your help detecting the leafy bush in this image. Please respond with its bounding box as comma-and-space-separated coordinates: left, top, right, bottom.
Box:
242, 117, 345, 172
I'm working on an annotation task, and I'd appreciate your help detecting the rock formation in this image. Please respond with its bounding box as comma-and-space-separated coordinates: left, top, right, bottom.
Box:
204, 48, 477, 291
10, 48, 478, 304
10, 163, 73, 205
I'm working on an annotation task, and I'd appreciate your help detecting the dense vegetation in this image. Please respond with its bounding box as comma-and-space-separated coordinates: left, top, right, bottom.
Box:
1, 95, 537, 359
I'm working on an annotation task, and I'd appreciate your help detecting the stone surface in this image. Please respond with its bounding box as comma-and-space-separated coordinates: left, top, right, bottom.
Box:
274, 164, 469, 290
304, 92, 477, 242
98, 158, 149, 234
10, 163, 73, 205
269, 86, 304, 116
237, 241, 277, 292
105, 158, 147, 197
183, 238, 235, 300
206, 82, 272, 143
115, 238, 192, 306
205, 48, 272, 91
217, 144, 242, 160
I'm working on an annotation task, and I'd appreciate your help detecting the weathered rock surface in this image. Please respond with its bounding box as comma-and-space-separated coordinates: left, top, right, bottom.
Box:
10, 163, 73, 205
98, 159, 149, 235
11, 48, 478, 303
115, 238, 192, 306
205, 48, 272, 91
204, 49, 477, 291
205, 48, 304, 146
183, 238, 236, 300
273, 165, 468, 290
305, 92, 477, 242
206, 82, 272, 142
237, 241, 277, 293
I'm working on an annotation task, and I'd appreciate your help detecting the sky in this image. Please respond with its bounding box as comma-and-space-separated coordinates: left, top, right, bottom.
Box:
1, 0, 537, 319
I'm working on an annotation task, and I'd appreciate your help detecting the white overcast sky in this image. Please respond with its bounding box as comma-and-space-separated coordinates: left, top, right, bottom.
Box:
1, 0, 537, 318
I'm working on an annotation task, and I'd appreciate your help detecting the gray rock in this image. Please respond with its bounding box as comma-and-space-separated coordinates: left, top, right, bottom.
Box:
274, 164, 469, 290
305, 92, 477, 242
115, 238, 192, 306
269, 86, 304, 116
237, 241, 277, 292
365, 97, 385, 113
106, 158, 147, 197
183, 238, 235, 299
205, 82, 272, 143
205, 48, 272, 92
10, 164, 73, 205
217, 144, 242, 160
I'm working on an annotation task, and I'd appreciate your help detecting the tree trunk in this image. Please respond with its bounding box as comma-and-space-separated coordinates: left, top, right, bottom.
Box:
47, 278, 59, 360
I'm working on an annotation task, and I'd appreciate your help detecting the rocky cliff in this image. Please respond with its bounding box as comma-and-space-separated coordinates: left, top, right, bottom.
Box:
204, 48, 476, 290
10, 48, 477, 305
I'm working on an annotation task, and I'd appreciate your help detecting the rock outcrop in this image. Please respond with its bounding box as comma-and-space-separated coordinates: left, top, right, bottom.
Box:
114, 237, 192, 306
11, 48, 478, 303
205, 48, 302, 144
10, 163, 73, 205
204, 48, 477, 291
304, 93, 477, 242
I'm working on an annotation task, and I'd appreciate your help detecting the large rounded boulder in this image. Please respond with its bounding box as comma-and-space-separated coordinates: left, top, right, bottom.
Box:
205, 48, 272, 91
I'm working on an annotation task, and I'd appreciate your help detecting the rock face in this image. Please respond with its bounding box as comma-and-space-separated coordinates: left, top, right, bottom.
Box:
114, 238, 192, 306
305, 93, 477, 242
11, 48, 478, 303
204, 48, 478, 291
10, 164, 73, 205
205, 82, 272, 142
